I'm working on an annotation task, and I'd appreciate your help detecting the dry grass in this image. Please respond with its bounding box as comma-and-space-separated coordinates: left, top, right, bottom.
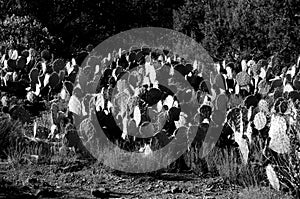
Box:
2, 111, 57, 167
205, 146, 263, 187
94, 141, 175, 174
0, 114, 24, 158
238, 187, 293, 199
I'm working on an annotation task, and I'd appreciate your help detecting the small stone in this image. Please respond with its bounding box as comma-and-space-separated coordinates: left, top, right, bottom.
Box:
186, 189, 193, 194
116, 179, 126, 184
146, 185, 153, 191
27, 177, 39, 184
171, 186, 182, 194
42, 181, 53, 187
161, 189, 171, 194
33, 184, 39, 189
33, 171, 42, 176
35, 188, 59, 198
91, 188, 110, 198
21, 185, 31, 192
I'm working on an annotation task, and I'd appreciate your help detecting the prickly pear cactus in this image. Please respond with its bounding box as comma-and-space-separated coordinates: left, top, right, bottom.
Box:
9, 105, 31, 124
236, 138, 249, 165
52, 58, 65, 73
266, 164, 280, 191
216, 93, 227, 110
156, 111, 168, 132
63, 123, 81, 150
258, 80, 271, 96
114, 90, 131, 119
139, 122, 155, 138
227, 94, 243, 109
83, 65, 94, 80
48, 72, 60, 89
79, 118, 96, 146
279, 100, 288, 114
51, 102, 59, 125
64, 81, 74, 96
273, 97, 284, 113
268, 114, 290, 154
86, 81, 96, 94
78, 69, 89, 92
68, 95, 82, 116
226, 107, 248, 133
29, 68, 39, 84
133, 105, 141, 127
254, 111, 267, 131
236, 71, 251, 87
258, 99, 269, 114
16, 56, 26, 70
227, 107, 249, 164
127, 118, 139, 136
58, 70, 65, 82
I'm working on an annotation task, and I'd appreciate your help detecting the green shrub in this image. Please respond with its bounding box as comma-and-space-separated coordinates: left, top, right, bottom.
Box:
0, 14, 53, 52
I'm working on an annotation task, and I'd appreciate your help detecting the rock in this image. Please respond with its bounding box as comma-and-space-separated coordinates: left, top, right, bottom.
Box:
115, 179, 126, 184
42, 181, 54, 188
0, 177, 12, 186
1, 96, 8, 106
146, 185, 153, 191
21, 185, 31, 192
161, 189, 171, 194
185, 188, 193, 194
34, 126, 51, 139
171, 186, 182, 194
35, 188, 60, 198
61, 161, 85, 173
33, 171, 43, 176
58, 145, 68, 156
27, 177, 39, 185
91, 188, 110, 198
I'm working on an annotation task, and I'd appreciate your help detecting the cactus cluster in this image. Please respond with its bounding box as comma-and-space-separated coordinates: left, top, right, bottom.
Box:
1, 43, 300, 195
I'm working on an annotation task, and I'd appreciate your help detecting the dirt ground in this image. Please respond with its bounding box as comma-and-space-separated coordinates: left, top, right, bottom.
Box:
0, 159, 245, 199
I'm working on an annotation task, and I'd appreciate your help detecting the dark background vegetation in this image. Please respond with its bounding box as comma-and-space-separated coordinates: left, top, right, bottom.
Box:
1, 0, 300, 64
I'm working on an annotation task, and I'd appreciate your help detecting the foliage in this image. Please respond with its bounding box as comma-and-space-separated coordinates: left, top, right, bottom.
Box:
4, 0, 299, 63
174, 0, 300, 65
1, 0, 183, 57
0, 14, 55, 53
0, 113, 24, 159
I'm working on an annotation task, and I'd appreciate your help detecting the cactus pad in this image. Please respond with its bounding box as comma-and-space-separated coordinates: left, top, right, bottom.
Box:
29, 68, 39, 84
254, 111, 267, 130
236, 71, 251, 87
52, 58, 65, 73
48, 72, 60, 89
258, 99, 269, 113
64, 81, 74, 96
79, 118, 96, 145
268, 114, 290, 154
266, 164, 280, 191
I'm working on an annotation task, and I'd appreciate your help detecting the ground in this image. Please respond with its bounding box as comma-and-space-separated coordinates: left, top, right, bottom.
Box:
0, 159, 292, 199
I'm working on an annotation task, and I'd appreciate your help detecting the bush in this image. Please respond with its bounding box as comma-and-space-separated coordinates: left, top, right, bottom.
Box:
0, 14, 54, 53
174, 0, 300, 65
0, 113, 24, 159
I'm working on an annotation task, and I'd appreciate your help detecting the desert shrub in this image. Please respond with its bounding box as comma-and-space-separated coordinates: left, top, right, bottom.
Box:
174, 0, 300, 66
205, 146, 264, 187
0, 14, 54, 53
0, 113, 24, 159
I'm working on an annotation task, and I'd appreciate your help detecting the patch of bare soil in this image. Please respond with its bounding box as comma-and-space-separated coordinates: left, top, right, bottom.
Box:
0, 161, 242, 199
